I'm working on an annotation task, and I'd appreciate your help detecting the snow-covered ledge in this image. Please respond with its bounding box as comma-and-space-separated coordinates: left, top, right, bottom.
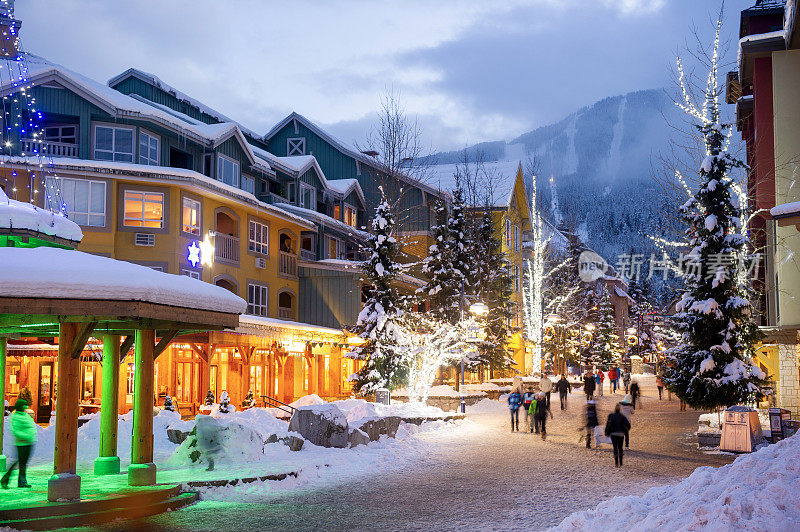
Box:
0, 186, 83, 243
771, 201, 800, 231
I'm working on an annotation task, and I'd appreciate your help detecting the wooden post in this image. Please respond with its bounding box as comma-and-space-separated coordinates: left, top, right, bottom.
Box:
48, 323, 82, 502
129, 329, 156, 486
94, 335, 120, 475
0, 337, 6, 472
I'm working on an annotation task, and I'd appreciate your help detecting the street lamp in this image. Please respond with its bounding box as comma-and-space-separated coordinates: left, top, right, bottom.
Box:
469, 301, 489, 316
459, 299, 488, 413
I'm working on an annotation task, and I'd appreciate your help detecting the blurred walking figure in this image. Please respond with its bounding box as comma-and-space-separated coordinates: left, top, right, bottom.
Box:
630, 380, 641, 410
623, 371, 631, 394
608, 367, 618, 393
535, 392, 553, 440
522, 386, 536, 424
539, 374, 553, 407
583, 372, 596, 400
605, 404, 631, 467
195, 414, 223, 471
619, 394, 634, 449
528, 394, 540, 433
656, 375, 664, 400
1, 400, 37, 489
595, 369, 604, 396
555, 374, 571, 410
580, 400, 599, 448
507, 389, 523, 432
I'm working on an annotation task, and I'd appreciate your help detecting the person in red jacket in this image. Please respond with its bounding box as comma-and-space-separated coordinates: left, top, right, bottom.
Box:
608, 367, 618, 393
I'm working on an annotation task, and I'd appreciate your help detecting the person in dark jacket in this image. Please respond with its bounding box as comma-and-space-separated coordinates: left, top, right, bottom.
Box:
629, 380, 641, 410
583, 372, 596, 400
554, 375, 572, 410
605, 404, 631, 466
534, 392, 554, 440
522, 386, 536, 425
507, 390, 523, 432
581, 400, 599, 448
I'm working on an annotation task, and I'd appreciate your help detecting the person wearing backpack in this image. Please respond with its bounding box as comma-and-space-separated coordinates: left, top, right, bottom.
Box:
507, 390, 523, 432
605, 404, 631, 467
535, 392, 554, 440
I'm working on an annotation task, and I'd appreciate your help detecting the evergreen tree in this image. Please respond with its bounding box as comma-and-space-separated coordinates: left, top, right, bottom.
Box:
218, 391, 232, 413
663, 27, 768, 409
242, 389, 256, 408
204, 390, 215, 406
421, 200, 457, 322
449, 182, 472, 311
586, 285, 618, 369
347, 194, 408, 395
163, 395, 176, 412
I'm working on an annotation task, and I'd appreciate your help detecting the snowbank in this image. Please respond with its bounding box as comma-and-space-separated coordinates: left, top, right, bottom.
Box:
466, 398, 507, 414
465, 382, 508, 392
332, 397, 448, 424
393, 385, 485, 398
552, 435, 800, 531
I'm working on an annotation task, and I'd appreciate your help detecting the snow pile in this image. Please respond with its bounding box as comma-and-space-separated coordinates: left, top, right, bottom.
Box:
552, 435, 800, 531
0, 187, 83, 242
291, 394, 325, 408
300, 403, 349, 426
465, 382, 504, 392
331, 397, 448, 424
0, 246, 246, 314
393, 385, 485, 398
466, 398, 507, 414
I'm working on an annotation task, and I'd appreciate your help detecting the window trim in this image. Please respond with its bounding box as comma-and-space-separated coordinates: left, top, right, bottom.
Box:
247, 216, 270, 258
514, 224, 520, 252
117, 184, 170, 234
299, 182, 315, 210
242, 174, 255, 195
51, 176, 110, 231
327, 235, 342, 260
216, 153, 240, 188
180, 268, 201, 280
246, 280, 269, 317
92, 122, 135, 162
180, 192, 202, 238
138, 128, 160, 166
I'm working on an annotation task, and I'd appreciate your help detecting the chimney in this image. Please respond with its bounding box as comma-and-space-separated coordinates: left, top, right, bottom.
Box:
0, 0, 20, 59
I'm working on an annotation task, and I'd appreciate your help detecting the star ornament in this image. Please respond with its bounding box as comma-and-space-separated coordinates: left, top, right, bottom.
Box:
187, 241, 201, 267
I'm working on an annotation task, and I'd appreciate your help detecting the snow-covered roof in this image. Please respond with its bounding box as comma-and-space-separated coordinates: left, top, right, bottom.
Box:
770, 200, 800, 218
0, 246, 246, 314
108, 68, 262, 140
426, 160, 524, 208
324, 178, 366, 206
264, 112, 445, 199
614, 285, 634, 304
738, 29, 788, 79
7, 156, 315, 231
312, 258, 425, 288
236, 314, 347, 337
273, 202, 368, 239
0, 186, 83, 242
4, 55, 265, 170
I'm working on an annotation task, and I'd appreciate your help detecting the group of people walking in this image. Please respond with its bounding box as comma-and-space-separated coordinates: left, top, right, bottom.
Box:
507, 371, 643, 468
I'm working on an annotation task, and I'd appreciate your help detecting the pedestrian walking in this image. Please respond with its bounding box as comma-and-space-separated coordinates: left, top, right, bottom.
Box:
614, 365, 621, 392
595, 369, 604, 397
535, 393, 553, 440
581, 400, 599, 448
656, 375, 664, 400
630, 380, 641, 410
195, 414, 223, 471
583, 372, 596, 400
540, 375, 553, 407
528, 395, 540, 433
1, 399, 37, 489
619, 394, 634, 449
555, 374, 571, 410
605, 404, 631, 467
622, 371, 631, 394
680, 398, 687, 411
507, 389, 523, 432
522, 386, 536, 424
608, 367, 618, 393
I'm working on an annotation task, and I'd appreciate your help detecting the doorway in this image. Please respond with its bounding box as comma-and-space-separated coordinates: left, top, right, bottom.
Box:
37, 361, 53, 423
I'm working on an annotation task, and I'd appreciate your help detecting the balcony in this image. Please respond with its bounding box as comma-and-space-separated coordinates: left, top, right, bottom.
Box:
300, 248, 316, 261
215, 233, 239, 264
21, 139, 79, 158
278, 307, 293, 320
279, 251, 297, 277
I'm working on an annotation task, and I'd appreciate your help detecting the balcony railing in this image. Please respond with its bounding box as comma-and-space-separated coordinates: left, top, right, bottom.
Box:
215, 233, 239, 263
300, 248, 316, 261
21, 139, 79, 158
278, 307, 293, 320
279, 251, 297, 277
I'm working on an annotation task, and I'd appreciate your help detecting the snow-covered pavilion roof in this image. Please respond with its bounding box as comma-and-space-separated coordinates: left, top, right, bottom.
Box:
0, 246, 246, 315
0, 186, 83, 242
426, 160, 523, 209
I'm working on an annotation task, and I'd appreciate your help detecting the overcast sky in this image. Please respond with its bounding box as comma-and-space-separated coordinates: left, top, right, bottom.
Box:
18, 0, 752, 151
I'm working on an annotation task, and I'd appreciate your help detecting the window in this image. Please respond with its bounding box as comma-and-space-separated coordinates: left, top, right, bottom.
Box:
181, 268, 200, 279
299, 183, 315, 210
328, 236, 341, 259
203, 153, 213, 178
505, 219, 512, 247
514, 225, 520, 252
344, 204, 357, 227
217, 155, 240, 187
287, 137, 305, 156
334, 204, 341, 220
57, 178, 106, 227
139, 131, 159, 166
356, 160, 361, 176
242, 175, 255, 195
94, 125, 133, 162
181, 197, 201, 236
247, 283, 268, 316
249, 220, 269, 255
44, 125, 77, 144
124, 190, 164, 228
287, 182, 296, 203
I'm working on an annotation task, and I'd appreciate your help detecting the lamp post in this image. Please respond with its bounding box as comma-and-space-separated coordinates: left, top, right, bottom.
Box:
459, 290, 488, 413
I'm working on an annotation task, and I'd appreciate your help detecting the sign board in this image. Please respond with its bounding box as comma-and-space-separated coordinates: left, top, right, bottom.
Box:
375, 388, 390, 405
769, 408, 791, 442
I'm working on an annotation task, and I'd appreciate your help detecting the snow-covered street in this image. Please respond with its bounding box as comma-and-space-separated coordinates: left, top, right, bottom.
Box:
84, 379, 737, 531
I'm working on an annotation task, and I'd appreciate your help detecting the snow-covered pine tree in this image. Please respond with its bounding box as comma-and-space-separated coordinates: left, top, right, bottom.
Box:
163, 395, 176, 412
204, 390, 215, 406
347, 194, 408, 395
587, 285, 618, 369
421, 200, 457, 322
663, 19, 767, 409
242, 389, 256, 408
218, 391, 232, 413
448, 182, 472, 322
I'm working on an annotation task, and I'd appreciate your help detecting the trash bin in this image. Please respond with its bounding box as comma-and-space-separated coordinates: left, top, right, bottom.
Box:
768, 408, 792, 443
782, 419, 800, 439
375, 388, 390, 405
720, 405, 763, 453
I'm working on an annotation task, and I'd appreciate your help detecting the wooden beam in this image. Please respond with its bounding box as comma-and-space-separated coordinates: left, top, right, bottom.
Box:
69, 321, 97, 359
119, 335, 135, 362
154, 329, 180, 360
188, 342, 208, 363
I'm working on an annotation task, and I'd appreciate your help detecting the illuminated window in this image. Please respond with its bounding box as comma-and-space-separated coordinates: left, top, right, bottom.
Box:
249, 220, 269, 254
344, 204, 357, 227
123, 190, 164, 228
334, 204, 341, 220
250, 365, 263, 395
182, 197, 201, 235
328, 236, 341, 260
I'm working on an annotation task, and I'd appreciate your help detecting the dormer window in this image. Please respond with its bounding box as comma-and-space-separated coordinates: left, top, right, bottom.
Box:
299, 183, 315, 210
217, 155, 240, 187
344, 204, 356, 227
287, 137, 306, 156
